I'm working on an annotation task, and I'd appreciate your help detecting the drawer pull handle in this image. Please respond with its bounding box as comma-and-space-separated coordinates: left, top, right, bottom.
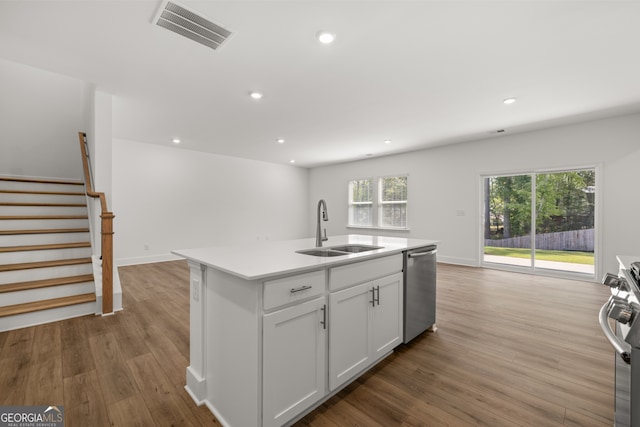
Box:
290, 285, 312, 294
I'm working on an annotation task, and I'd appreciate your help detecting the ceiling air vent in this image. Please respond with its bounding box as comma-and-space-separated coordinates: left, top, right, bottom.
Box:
153, 1, 232, 50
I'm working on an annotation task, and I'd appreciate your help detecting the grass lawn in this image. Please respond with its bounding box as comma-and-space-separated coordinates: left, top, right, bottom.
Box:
484, 247, 594, 265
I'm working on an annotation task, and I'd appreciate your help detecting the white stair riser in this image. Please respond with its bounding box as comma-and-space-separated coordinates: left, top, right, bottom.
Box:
0, 263, 93, 285
0, 281, 95, 307
1, 205, 88, 216
1, 193, 86, 204
0, 301, 96, 333
0, 247, 92, 265
0, 180, 84, 194
0, 178, 101, 333
0, 232, 91, 247
0, 218, 89, 230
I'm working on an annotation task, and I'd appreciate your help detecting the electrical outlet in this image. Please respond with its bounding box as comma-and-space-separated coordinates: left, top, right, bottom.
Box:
456, 210, 466, 216
192, 278, 200, 301
144, 243, 149, 250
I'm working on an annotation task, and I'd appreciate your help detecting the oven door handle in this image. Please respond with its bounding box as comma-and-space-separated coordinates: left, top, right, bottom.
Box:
599, 297, 632, 365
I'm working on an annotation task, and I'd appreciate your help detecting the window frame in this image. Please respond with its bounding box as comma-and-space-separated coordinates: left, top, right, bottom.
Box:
347, 178, 374, 227
479, 164, 600, 280
378, 175, 408, 229
347, 174, 409, 230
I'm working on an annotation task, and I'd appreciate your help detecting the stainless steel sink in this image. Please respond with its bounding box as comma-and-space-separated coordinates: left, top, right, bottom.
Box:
296, 244, 383, 257
327, 244, 383, 253
296, 248, 347, 257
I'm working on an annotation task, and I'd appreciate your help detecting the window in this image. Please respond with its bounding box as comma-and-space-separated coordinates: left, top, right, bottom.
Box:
348, 179, 373, 226
348, 175, 408, 229
379, 176, 408, 228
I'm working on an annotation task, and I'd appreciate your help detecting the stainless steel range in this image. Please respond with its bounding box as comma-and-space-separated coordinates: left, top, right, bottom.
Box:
601, 256, 640, 427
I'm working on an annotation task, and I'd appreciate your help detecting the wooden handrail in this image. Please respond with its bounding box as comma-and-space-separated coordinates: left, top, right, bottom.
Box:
78, 132, 114, 314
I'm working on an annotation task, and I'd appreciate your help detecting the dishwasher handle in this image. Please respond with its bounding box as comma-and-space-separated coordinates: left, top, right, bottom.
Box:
408, 248, 437, 258
599, 296, 631, 364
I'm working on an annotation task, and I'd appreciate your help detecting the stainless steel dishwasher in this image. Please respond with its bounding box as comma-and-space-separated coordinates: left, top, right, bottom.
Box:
403, 246, 437, 343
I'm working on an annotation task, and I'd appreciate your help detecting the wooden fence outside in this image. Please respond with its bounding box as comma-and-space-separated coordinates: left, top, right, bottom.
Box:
485, 228, 594, 252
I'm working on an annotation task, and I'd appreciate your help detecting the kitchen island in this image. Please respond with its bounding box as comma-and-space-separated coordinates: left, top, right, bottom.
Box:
173, 234, 438, 427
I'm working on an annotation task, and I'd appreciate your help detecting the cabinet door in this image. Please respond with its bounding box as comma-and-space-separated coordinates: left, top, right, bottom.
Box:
371, 273, 403, 360
263, 297, 327, 427
328, 282, 372, 391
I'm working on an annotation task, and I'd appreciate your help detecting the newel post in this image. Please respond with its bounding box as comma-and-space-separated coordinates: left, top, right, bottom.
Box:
101, 211, 115, 314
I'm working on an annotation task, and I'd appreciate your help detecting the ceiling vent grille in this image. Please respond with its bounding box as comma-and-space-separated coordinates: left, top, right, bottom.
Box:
154, 1, 232, 50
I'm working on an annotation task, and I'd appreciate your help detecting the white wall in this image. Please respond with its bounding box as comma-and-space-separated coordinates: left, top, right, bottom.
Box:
309, 113, 640, 276
0, 59, 91, 179
112, 139, 310, 265
91, 90, 113, 206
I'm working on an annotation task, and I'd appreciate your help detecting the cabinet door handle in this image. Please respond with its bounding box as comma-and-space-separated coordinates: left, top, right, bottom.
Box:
290, 285, 312, 294
375, 285, 380, 306
370, 287, 376, 307
320, 304, 327, 330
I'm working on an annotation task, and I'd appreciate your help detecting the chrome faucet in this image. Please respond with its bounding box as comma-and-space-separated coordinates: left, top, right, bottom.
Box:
316, 199, 329, 247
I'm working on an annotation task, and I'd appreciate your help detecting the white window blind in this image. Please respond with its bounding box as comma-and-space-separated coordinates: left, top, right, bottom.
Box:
379, 176, 407, 228
348, 179, 373, 226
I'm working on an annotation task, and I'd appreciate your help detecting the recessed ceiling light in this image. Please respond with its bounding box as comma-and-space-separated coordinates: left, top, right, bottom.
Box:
172, 138, 181, 144
503, 98, 516, 105
249, 92, 263, 100
290, 159, 296, 164
384, 139, 392, 144
277, 138, 285, 144
317, 31, 335, 44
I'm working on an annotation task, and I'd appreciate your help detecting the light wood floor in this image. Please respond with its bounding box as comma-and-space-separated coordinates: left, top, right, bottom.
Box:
0, 261, 614, 426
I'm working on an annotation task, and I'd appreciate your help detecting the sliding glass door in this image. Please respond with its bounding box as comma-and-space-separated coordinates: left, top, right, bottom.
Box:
483, 169, 595, 276
484, 175, 532, 267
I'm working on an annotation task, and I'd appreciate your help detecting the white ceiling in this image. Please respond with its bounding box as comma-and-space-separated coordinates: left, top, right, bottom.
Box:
1, 0, 640, 168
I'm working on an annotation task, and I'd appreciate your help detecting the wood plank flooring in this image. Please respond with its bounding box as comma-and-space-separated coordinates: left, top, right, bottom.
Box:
0, 261, 614, 426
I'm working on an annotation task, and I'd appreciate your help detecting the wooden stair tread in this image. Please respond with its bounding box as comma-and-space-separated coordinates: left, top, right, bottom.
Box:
0, 215, 88, 220
0, 189, 85, 196
0, 274, 95, 293
0, 202, 86, 207
0, 293, 96, 317
0, 176, 84, 186
0, 257, 92, 272
0, 242, 91, 253
0, 228, 90, 235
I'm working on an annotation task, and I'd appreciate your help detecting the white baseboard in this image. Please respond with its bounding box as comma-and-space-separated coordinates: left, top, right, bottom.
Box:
185, 366, 207, 405
436, 255, 478, 267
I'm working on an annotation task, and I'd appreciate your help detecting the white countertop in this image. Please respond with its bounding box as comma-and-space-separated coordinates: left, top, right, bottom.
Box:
172, 234, 438, 280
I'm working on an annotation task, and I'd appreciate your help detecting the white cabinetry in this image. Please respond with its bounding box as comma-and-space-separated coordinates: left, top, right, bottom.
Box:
184, 248, 408, 427
371, 273, 403, 359
328, 255, 403, 391
328, 281, 371, 390
263, 296, 327, 427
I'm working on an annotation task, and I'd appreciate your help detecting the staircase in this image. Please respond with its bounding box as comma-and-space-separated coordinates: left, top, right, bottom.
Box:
0, 176, 97, 332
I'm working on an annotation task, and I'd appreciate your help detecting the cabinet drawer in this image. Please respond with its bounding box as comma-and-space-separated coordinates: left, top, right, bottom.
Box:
329, 254, 402, 291
264, 270, 326, 310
